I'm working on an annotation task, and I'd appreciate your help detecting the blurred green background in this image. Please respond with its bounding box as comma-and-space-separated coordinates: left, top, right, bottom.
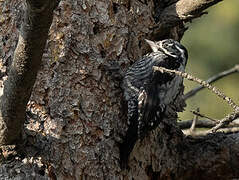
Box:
180, 0, 239, 120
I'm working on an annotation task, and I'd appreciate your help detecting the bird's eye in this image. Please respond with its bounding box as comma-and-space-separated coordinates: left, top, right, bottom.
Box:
165, 43, 173, 48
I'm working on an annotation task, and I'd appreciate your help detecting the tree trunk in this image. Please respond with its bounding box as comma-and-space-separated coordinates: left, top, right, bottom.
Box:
2, 0, 239, 180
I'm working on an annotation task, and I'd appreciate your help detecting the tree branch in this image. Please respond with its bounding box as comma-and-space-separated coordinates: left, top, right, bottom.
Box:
179, 119, 239, 129
132, 121, 239, 179
184, 127, 239, 136
184, 64, 239, 100
159, 0, 223, 28
179, 119, 216, 129
0, 0, 60, 145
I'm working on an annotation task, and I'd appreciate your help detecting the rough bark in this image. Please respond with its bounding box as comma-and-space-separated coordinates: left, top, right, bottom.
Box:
1, 0, 238, 180
0, 0, 60, 145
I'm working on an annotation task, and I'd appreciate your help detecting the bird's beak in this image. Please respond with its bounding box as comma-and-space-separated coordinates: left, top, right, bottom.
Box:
145, 39, 159, 52
145, 39, 155, 47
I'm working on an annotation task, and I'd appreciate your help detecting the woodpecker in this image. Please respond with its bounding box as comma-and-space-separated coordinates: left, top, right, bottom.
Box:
120, 39, 188, 166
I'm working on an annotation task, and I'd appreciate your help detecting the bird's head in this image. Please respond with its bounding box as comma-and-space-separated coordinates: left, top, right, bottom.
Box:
145, 39, 188, 61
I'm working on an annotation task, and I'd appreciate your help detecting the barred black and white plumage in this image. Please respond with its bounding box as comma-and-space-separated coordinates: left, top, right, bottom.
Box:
120, 39, 188, 165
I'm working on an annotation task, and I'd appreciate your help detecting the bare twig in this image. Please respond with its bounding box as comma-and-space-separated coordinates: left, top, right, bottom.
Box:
209, 111, 239, 132
189, 108, 199, 132
191, 110, 218, 122
184, 64, 239, 100
153, 66, 239, 112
